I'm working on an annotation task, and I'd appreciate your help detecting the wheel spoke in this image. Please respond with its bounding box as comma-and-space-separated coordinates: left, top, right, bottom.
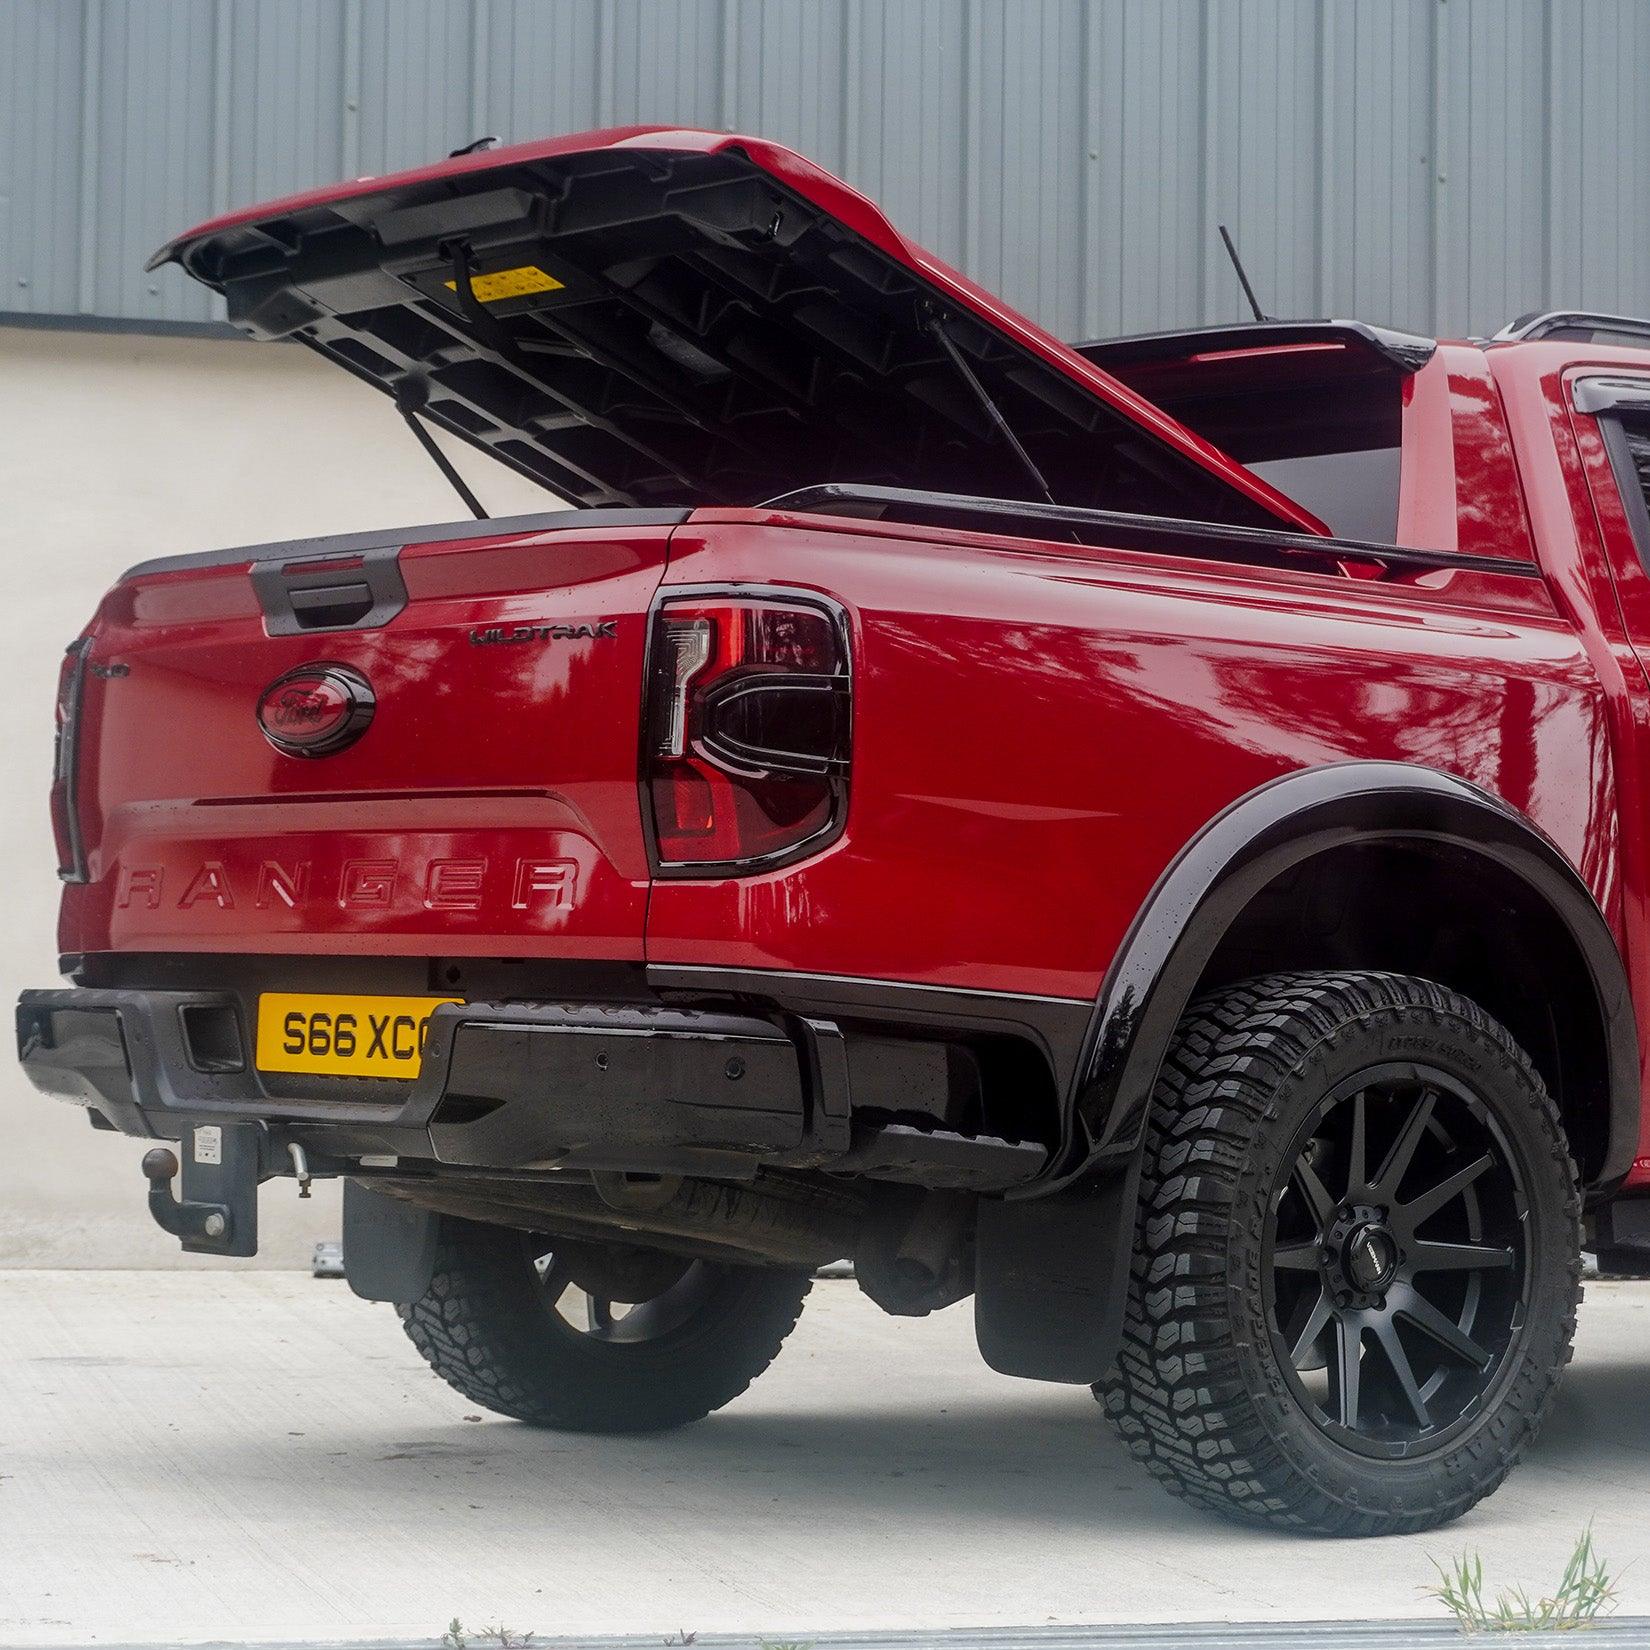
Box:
586, 1294, 615, 1333
1293, 1156, 1336, 1229
1394, 1286, 1493, 1370
1401, 1152, 1494, 1228
1373, 1317, 1431, 1428
1334, 1317, 1363, 1429
1273, 1241, 1322, 1272
1372, 1087, 1435, 1196
1346, 1090, 1368, 1195
535, 1253, 573, 1307
1258, 1060, 1528, 1456
1290, 1286, 1334, 1365
1410, 1238, 1515, 1273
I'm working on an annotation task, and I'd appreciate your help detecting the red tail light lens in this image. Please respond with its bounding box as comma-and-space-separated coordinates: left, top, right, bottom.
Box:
51, 638, 92, 883
645, 593, 851, 872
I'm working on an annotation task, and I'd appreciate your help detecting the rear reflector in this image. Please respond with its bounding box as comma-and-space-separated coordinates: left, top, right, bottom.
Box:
644, 593, 851, 873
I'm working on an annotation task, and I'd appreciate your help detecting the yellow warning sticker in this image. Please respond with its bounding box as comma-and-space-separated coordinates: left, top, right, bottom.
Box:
444, 264, 565, 303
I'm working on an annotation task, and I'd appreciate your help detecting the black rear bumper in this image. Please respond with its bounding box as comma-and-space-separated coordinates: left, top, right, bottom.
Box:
16, 987, 851, 1180
17, 983, 1130, 1378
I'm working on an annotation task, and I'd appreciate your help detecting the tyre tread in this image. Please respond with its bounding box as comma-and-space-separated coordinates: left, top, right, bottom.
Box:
1097, 969, 1582, 1535
399, 1219, 812, 1433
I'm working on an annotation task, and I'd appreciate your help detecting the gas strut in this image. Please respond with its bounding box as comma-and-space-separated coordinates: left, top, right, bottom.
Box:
393, 379, 489, 520
922, 303, 1058, 508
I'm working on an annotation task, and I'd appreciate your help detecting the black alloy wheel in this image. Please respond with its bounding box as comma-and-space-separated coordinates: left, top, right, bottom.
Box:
1100, 971, 1582, 1535
528, 1240, 720, 1343
1264, 1067, 1529, 1458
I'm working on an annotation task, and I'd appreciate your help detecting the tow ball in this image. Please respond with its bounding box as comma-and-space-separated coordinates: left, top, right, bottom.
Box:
140, 1121, 269, 1257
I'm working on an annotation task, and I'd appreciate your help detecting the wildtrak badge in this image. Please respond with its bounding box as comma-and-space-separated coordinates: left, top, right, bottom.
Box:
469, 620, 617, 646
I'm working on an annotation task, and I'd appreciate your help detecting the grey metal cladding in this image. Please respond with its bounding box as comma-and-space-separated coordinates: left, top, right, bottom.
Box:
5, 0, 1650, 342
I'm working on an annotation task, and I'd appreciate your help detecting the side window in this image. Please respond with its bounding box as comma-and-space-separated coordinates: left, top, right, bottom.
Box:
1575, 378, 1650, 576
1597, 413, 1650, 575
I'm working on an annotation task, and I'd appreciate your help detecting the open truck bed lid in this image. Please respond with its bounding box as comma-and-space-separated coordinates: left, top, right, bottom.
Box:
151, 126, 1326, 533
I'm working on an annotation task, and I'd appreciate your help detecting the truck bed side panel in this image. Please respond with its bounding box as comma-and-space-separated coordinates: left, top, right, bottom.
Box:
648, 515, 1612, 1002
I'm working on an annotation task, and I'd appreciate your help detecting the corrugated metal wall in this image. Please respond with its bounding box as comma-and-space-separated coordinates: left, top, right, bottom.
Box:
5, 0, 1649, 342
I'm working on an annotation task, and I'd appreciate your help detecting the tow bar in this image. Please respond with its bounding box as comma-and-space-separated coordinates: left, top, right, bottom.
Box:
140, 1121, 270, 1257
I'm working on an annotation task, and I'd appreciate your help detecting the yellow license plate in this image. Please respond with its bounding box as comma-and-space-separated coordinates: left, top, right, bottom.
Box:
255, 993, 459, 1079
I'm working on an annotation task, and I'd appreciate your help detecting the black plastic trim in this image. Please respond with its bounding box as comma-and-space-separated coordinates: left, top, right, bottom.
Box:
760, 484, 1543, 580
1571, 375, 1650, 416
16, 982, 1062, 1193
250, 544, 408, 635
647, 963, 1091, 1103
1060, 762, 1639, 1197
17, 989, 820, 1177
120, 507, 690, 583
647, 962, 1087, 1012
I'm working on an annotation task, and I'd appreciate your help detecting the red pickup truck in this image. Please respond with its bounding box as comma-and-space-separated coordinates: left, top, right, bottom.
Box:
21, 127, 1650, 1536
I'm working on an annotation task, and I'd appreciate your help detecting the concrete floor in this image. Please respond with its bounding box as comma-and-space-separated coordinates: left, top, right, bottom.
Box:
1, 1277, 1649, 1646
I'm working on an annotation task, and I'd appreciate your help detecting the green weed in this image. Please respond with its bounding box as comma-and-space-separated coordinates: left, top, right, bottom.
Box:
1428, 1527, 1619, 1632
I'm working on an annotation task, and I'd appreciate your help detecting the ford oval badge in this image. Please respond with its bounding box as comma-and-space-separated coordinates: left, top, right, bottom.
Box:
256, 664, 375, 757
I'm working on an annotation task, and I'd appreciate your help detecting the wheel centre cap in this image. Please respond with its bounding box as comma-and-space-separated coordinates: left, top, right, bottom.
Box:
1344, 1222, 1398, 1291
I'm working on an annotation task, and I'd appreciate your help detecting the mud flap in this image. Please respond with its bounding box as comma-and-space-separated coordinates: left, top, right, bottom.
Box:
342, 1182, 441, 1304
973, 1157, 1140, 1383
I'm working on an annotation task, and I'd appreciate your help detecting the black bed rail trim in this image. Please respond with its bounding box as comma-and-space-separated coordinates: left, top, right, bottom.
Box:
760, 483, 1543, 581
120, 507, 690, 583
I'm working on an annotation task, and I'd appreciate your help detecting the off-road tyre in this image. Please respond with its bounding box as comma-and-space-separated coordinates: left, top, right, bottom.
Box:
400, 1216, 813, 1431
1097, 971, 1582, 1535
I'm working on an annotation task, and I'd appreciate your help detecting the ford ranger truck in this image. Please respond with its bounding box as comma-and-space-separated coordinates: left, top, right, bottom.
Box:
20, 127, 1650, 1536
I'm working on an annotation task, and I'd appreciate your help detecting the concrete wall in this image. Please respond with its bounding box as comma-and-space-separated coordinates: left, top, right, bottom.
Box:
0, 323, 555, 1265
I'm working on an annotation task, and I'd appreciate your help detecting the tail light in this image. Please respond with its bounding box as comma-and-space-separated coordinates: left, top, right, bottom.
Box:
51, 638, 92, 883
644, 591, 851, 873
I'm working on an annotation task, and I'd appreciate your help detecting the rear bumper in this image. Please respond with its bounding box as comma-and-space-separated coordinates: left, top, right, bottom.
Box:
16, 986, 848, 1179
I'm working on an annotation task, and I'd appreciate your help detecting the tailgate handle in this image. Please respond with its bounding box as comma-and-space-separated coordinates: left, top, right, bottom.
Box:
252, 545, 408, 635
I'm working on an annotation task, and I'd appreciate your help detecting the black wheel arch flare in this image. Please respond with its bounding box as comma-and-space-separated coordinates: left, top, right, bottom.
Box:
1055, 760, 1639, 1198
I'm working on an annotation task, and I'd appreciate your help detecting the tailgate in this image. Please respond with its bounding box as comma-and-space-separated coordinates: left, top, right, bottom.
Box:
59, 509, 680, 959
151, 125, 1326, 534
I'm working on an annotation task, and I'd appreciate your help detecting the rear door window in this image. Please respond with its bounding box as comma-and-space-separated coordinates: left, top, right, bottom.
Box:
1574, 376, 1650, 575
